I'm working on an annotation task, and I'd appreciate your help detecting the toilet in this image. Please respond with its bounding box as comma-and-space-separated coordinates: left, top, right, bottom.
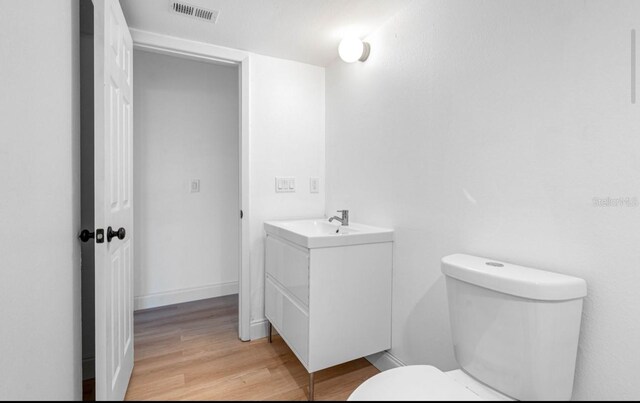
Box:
349, 254, 587, 401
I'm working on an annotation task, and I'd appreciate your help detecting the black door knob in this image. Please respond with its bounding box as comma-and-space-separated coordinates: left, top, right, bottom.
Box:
107, 226, 126, 242
78, 229, 94, 243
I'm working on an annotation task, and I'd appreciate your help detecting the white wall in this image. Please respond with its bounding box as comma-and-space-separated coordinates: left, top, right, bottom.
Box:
0, 0, 81, 399
325, 0, 640, 400
249, 54, 325, 332
133, 50, 240, 310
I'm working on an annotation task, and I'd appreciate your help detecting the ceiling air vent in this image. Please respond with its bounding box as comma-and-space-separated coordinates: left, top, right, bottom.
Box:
170, 1, 219, 24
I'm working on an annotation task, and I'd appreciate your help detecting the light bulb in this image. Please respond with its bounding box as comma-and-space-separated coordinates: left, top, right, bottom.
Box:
338, 37, 370, 63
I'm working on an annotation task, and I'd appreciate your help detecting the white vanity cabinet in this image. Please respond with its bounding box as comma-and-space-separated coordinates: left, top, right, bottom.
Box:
264, 219, 393, 398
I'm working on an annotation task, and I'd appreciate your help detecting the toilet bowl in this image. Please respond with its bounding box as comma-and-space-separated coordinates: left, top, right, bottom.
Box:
348, 254, 587, 401
348, 366, 512, 401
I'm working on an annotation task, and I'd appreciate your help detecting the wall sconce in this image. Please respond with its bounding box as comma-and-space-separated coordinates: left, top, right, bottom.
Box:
338, 37, 371, 63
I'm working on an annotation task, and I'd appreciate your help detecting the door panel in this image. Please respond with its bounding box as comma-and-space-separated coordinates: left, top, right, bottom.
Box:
94, 0, 134, 400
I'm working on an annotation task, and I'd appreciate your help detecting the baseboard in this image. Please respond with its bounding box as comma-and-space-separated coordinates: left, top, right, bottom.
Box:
134, 281, 239, 311
82, 357, 95, 380
366, 350, 406, 372
250, 318, 270, 341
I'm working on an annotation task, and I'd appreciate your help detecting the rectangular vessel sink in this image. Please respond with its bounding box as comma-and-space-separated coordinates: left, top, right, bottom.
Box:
264, 219, 394, 248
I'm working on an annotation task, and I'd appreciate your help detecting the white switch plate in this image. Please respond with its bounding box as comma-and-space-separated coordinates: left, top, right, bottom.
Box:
310, 177, 319, 193
275, 177, 296, 193
190, 179, 200, 193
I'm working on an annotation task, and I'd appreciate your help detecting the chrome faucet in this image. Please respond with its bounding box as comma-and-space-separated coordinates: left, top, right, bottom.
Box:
328, 210, 349, 226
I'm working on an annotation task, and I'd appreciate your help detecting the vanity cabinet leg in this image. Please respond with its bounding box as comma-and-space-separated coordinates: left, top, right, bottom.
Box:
308, 372, 315, 401
268, 321, 272, 343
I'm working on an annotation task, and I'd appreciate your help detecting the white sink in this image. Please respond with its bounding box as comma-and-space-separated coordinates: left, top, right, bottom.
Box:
264, 219, 394, 248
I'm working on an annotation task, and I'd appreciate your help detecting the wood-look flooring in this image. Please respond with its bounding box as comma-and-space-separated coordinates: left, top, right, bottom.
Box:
124, 295, 380, 400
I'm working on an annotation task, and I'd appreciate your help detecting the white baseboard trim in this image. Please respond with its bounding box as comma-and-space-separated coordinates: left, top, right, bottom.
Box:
366, 350, 406, 372
134, 281, 239, 311
250, 318, 270, 341
82, 357, 95, 380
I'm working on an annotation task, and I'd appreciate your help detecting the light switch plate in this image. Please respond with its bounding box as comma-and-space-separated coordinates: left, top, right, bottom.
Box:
310, 177, 319, 193
275, 177, 296, 193
190, 179, 200, 193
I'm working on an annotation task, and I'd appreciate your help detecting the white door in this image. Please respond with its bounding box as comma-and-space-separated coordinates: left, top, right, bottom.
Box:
94, 0, 134, 400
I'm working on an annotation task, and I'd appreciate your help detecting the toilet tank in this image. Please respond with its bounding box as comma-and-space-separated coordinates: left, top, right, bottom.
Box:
441, 254, 587, 401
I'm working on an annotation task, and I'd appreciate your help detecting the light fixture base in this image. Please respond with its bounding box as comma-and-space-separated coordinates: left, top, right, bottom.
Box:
359, 42, 371, 62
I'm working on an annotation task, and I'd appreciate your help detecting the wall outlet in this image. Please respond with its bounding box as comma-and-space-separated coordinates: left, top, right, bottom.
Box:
275, 177, 296, 193
190, 179, 200, 193
310, 177, 319, 193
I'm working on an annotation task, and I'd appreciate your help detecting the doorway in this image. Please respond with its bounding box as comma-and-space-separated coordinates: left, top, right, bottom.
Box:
79, 2, 252, 398
132, 50, 240, 312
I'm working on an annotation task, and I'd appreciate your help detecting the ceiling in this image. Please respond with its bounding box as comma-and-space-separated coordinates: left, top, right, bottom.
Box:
119, 0, 412, 66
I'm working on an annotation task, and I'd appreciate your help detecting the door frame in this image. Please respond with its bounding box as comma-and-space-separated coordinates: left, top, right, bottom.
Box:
130, 28, 252, 341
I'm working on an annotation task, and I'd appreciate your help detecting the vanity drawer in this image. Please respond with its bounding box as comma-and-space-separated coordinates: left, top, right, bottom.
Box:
265, 277, 309, 366
265, 235, 309, 306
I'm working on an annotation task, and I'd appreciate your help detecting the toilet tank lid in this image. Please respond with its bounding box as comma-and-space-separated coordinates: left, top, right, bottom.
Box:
441, 254, 587, 301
